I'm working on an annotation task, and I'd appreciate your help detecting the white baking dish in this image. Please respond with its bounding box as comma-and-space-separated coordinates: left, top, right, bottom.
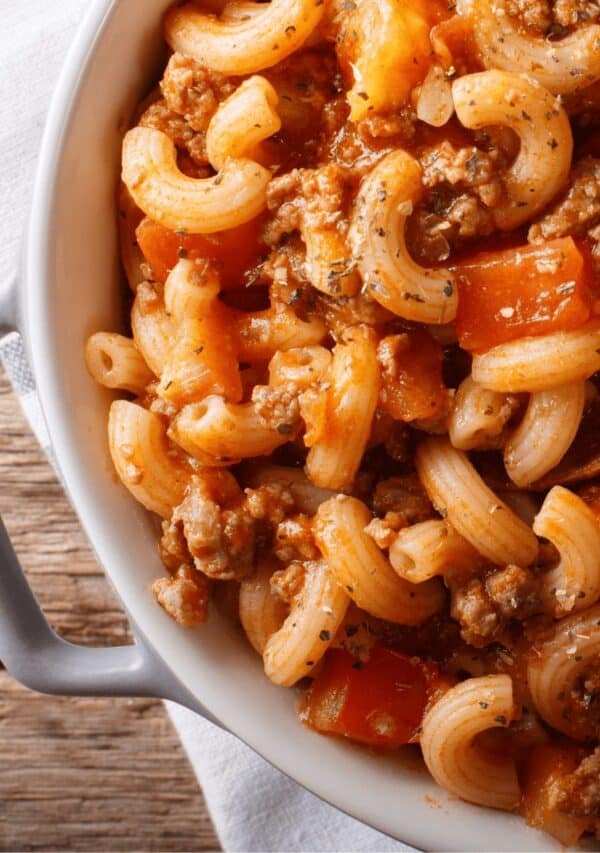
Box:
0, 2, 585, 849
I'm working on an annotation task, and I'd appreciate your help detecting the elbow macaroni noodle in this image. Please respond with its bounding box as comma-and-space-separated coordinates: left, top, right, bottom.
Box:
206, 75, 281, 170
89, 0, 600, 839
122, 126, 271, 233
349, 150, 458, 324
164, 0, 326, 75
462, 0, 600, 96
452, 70, 573, 230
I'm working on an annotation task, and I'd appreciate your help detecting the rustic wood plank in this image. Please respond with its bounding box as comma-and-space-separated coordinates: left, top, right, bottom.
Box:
0, 367, 221, 851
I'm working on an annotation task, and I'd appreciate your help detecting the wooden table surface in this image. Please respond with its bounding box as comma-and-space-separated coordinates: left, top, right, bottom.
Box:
0, 368, 221, 852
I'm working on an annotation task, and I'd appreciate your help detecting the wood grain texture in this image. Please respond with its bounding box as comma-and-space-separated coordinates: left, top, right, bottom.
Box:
0, 368, 221, 852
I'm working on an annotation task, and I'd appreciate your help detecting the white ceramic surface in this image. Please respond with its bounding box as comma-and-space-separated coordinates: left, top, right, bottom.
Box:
23, 2, 581, 849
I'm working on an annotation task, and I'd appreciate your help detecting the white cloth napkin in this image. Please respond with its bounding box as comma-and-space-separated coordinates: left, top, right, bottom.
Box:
0, 3, 413, 850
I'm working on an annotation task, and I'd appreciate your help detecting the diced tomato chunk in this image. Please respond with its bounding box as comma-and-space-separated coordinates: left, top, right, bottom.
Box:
136, 216, 266, 288
377, 330, 448, 422
454, 238, 592, 353
301, 646, 443, 749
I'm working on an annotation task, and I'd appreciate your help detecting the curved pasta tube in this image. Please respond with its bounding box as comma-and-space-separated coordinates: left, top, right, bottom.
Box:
416, 436, 538, 566
268, 346, 332, 388
302, 225, 361, 298
449, 377, 517, 451
314, 496, 445, 625
131, 281, 175, 378
348, 150, 458, 324
164, 0, 325, 76
389, 520, 481, 584
122, 127, 270, 234
306, 326, 380, 491
421, 675, 520, 811
85, 333, 154, 395
533, 486, 600, 617
233, 305, 327, 362
467, 0, 600, 96
206, 76, 281, 171
263, 559, 349, 686
164, 258, 219, 323
108, 400, 190, 518
504, 382, 585, 487
169, 395, 292, 465
472, 320, 600, 393
159, 261, 242, 406
118, 184, 145, 291
239, 559, 288, 655
452, 71, 572, 230
527, 604, 600, 740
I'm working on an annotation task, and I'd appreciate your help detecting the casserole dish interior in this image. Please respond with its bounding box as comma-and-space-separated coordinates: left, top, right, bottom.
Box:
26, 1, 589, 849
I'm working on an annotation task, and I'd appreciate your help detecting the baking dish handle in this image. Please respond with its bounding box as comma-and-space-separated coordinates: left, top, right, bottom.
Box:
0, 272, 19, 335
0, 515, 216, 720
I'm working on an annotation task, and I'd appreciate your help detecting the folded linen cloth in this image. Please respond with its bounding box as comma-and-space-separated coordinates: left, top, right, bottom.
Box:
0, 2, 413, 850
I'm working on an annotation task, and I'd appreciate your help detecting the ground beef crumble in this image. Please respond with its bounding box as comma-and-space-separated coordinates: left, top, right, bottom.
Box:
505, 0, 600, 33
139, 100, 209, 167
251, 383, 302, 435
270, 560, 307, 604
165, 475, 256, 581
556, 747, 600, 818
529, 157, 600, 268
152, 565, 210, 628
448, 565, 542, 647
552, 660, 600, 741
244, 483, 296, 526
371, 475, 434, 526
263, 164, 349, 246
450, 576, 505, 647
161, 53, 236, 133
505, 0, 553, 31
274, 514, 321, 563
317, 96, 416, 178
485, 565, 542, 619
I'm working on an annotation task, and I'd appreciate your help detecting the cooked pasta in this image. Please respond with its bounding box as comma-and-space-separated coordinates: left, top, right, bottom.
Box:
314, 496, 445, 625
416, 436, 538, 566
349, 150, 458, 324
527, 604, 600, 741
122, 127, 270, 233
448, 377, 517, 451
239, 558, 288, 654
131, 281, 175, 377
118, 184, 145, 291
452, 70, 572, 230
305, 325, 379, 490
91, 0, 600, 840
158, 260, 242, 405
472, 321, 600, 393
421, 675, 520, 810
504, 383, 585, 487
389, 520, 481, 584
268, 346, 331, 388
108, 400, 190, 518
463, 0, 600, 96
85, 332, 154, 395
533, 486, 600, 617
233, 304, 327, 362
170, 395, 293, 465
165, 0, 325, 75
206, 75, 281, 170
263, 558, 349, 686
